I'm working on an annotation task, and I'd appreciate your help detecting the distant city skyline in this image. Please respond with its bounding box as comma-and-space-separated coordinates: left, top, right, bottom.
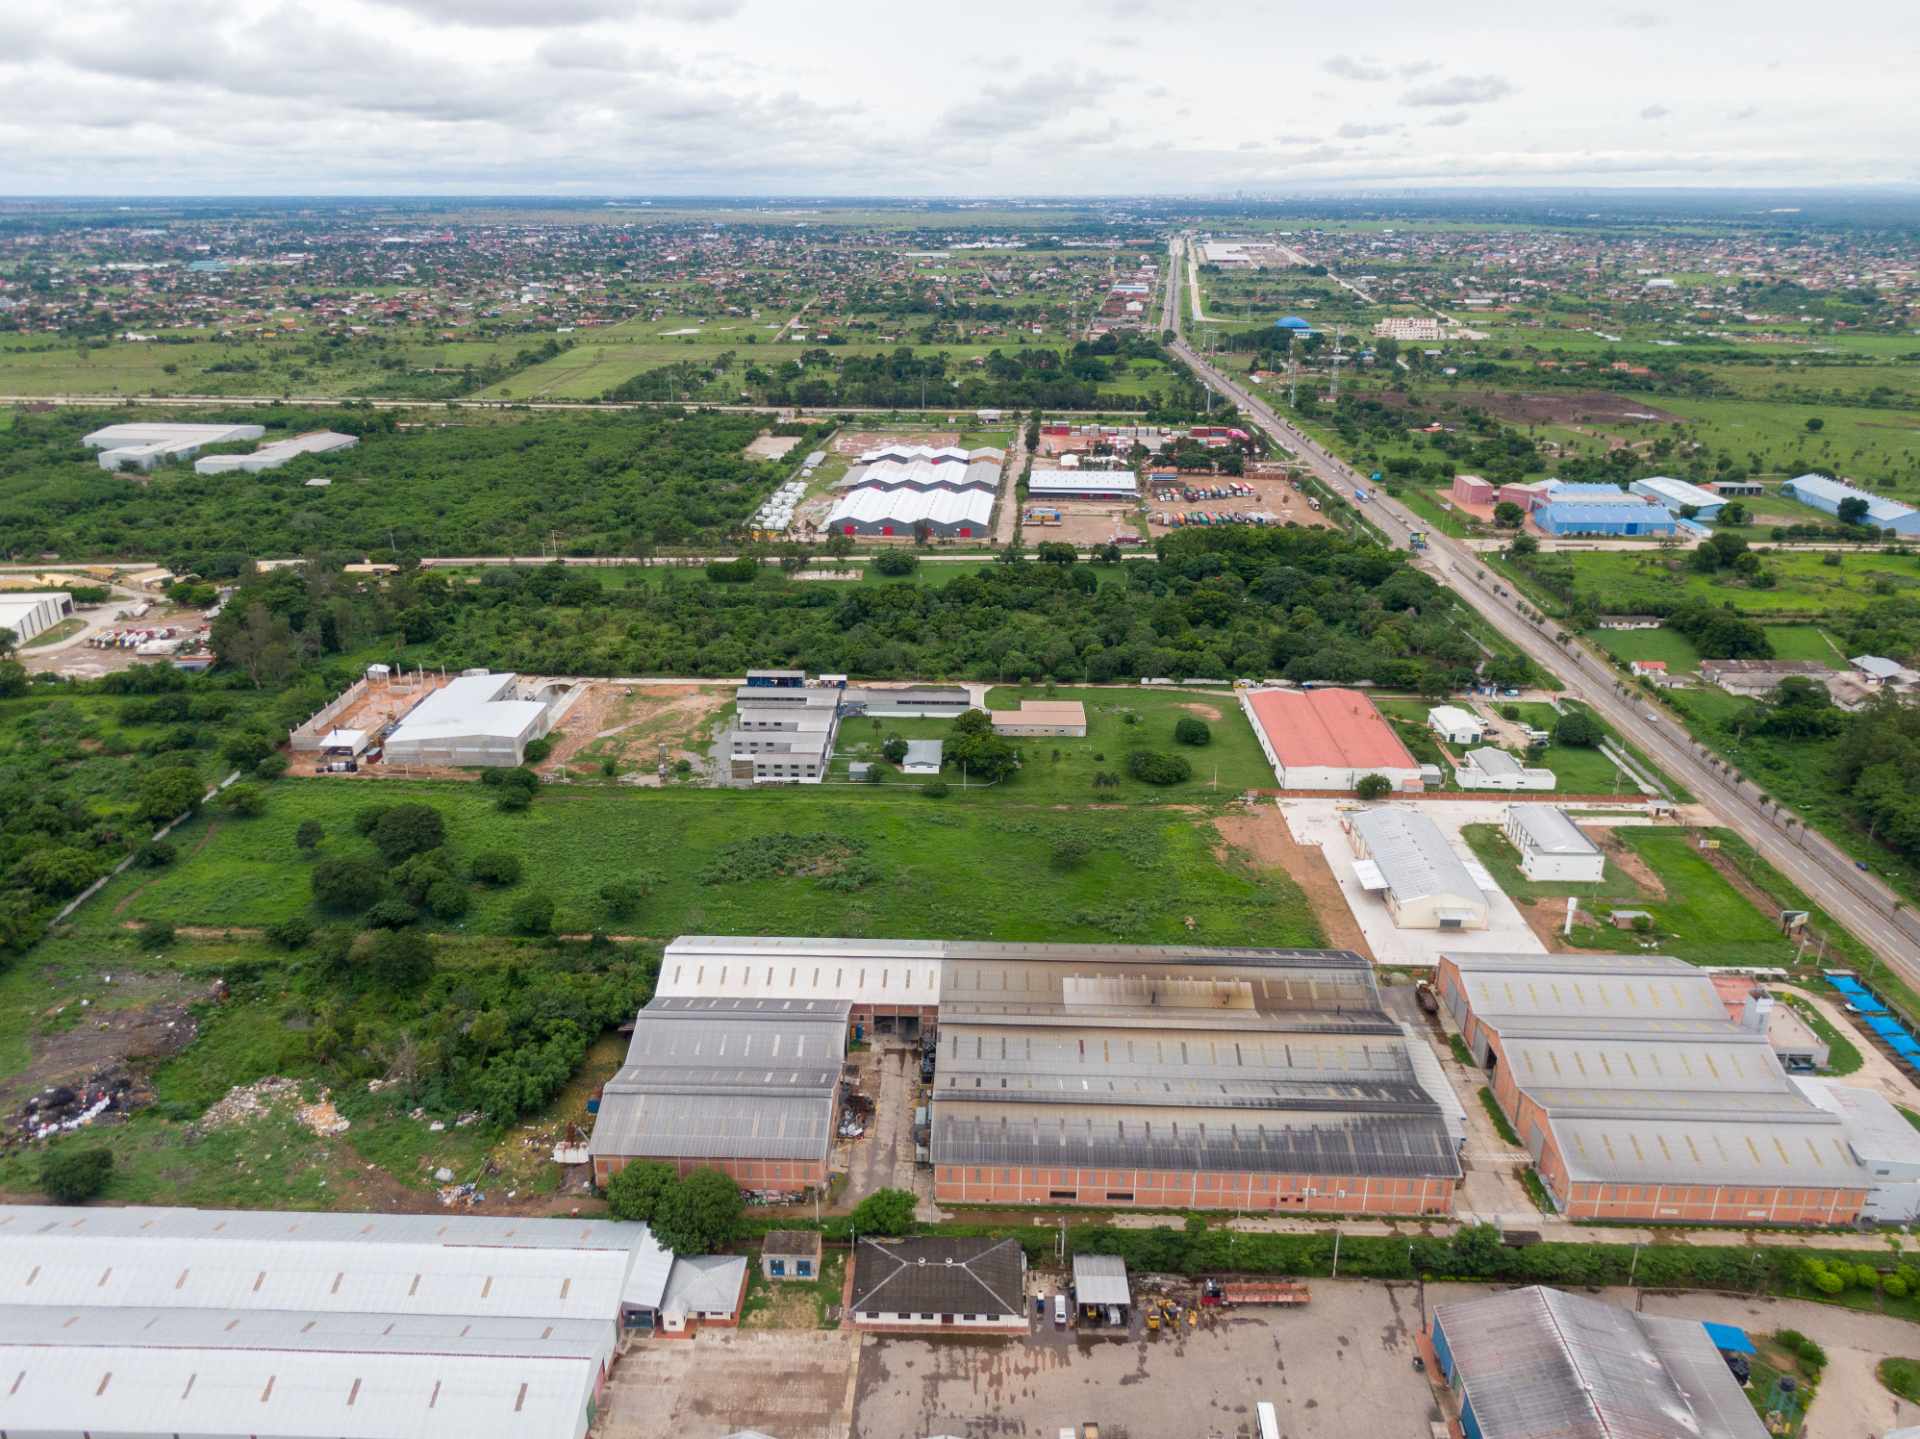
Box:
1, 0, 1913, 195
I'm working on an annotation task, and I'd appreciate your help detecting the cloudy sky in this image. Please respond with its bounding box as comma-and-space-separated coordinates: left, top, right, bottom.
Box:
1, 0, 1913, 195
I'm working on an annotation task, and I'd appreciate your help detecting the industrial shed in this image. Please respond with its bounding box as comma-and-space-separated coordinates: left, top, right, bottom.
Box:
1630, 475, 1725, 518
194, 430, 359, 474
1347, 807, 1490, 930
588, 996, 848, 1194
844, 457, 1001, 493
1027, 468, 1139, 499
1793, 1078, 1920, 1223
0, 1204, 675, 1439
931, 945, 1460, 1215
84, 421, 264, 471
1239, 687, 1424, 792
990, 699, 1087, 737
1428, 1286, 1767, 1439
1455, 747, 1556, 792
1426, 705, 1485, 746
1433, 953, 1868, 1224
1503, 806, 1603, 882
827, 485, 995, 538
1782, 473, 1920, 534
0, 590, 73, 644
848, 1237, 1028, 1334
1534, 500, 1678, 537
384, 671, 552, 767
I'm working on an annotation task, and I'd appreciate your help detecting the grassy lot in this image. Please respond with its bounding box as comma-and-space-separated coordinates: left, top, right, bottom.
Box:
1560, 547, 1920, 617
1459, 822, 1632, 901
1501, 702, 1647, 795
82, 779, 1324, 947
1589, 623, 1843, 674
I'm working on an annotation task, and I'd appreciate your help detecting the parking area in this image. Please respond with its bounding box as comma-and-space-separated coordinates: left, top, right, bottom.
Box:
850, 1281, 1440, 1439
599, 1329, 856, 1439
1145, 470, 1336, 538
1023, 496, 1144, 547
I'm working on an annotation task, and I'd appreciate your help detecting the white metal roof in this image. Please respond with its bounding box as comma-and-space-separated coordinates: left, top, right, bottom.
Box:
389, 672, 548, 744
826, 486, 995, 529
1399, 1021, 1469, 1147
1631, 475, 1723, 510
1553, 1112, 1864, 1188
1349, 806, 1486, 908
1792, 1079, 1920, 1171
1786, 473, 1917, 523
1427, 705, 1481, 732
81, 422, 264, 449
1071, 1254, 1130, 1306
1506, 805, 1601, 857
1028, 468, 1139, 496
1465, 747, 1524, 776
661, 1254, 747, 1319
195, 430, 359, 474
845, 458, 1000, 492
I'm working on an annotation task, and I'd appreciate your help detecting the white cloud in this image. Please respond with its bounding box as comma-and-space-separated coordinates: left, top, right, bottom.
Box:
1325, 54, 1391, 82
1617, 8, 1667, 27
1336, 121, 1401, 138
1427, 111, 1468, 127
1641, 104, 1670, 120
362, 0, 741, 25
1402, 73, 1515, 107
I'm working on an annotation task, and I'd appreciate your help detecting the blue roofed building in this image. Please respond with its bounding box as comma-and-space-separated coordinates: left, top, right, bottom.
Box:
1535, 501, 1678, 537
1781, 473, 1920, 534
1274, 316, 1314, 333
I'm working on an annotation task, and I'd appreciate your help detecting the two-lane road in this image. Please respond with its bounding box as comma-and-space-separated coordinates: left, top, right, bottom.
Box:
1165, 237, 1920, 978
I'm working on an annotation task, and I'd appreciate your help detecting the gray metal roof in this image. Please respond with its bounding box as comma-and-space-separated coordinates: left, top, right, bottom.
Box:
849, 1238, 1025, 1317
1350, 807, 1486, 908
662, 1254, 748, 1318
903, 739, 944, 766
1794, 1079, 1920, 1171
1553, 1112, 1863, 1188
589, 1090, 834, 1162
1500, 1033, 1786, 1094
1449, 956, 1727, 1025
1400, 1021, 1469, 1148
1432, 1286, 1769, 1439
0, 1205, 655, 1253
1072, 1255, 1130, 1306
933, 1101, 1460, 1179
1507, 805, 1602, 857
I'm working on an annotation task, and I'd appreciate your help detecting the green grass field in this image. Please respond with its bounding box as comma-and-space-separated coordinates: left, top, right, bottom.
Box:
1589, 623, 1844, 673
85, 778, 1323, 947
1560, 547, 1920, 617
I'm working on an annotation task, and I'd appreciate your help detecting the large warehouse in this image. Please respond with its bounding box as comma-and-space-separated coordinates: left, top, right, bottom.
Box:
1782, 473, 1920, 534
827, 485, 995, 538
384, 671, 552, 767
1429, 1286, 1767, 1439
1347, 807, 1490, 931
1239, 687, 1424, 792
1027, 468, 1140, 499
194, 429, 359, 474
1629, 474, 1725, 519
588, 995, 848, 1195
1434, 952, 1869, 1223
83, 421, 265, 471
1534, 500, 1678, 537
0, 1204, 674, 1439
844, 456, 1001, 493
627, 937, 1463, 1214
930, 944, 1462, 1213
0, 590, 74, 644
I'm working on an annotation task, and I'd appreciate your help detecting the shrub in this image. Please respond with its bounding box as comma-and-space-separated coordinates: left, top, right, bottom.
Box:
135, 840, 176, 869
40, 1146, 113, 1203
470, 852, 524, 886
1173, 716, 1212, 746
424, 879, 471, 920
872, 549, 918, 576
1553, 710, 1601, 747
1355, 773, 1393, 801
511, 891, 556, 935
352, 804, 393, 836
255, 752, 290, 781
139, 919, 175, 948
522, 737, 553, 764
264, 916, 314, 950
598, 880, 645, 920
849, 1187, 917, 1237
363, 897, 419, 929
135, 766, 204, 823
1126, 750, 1192, 786
365, 927, 434, 989
311, 856, 386, 912
1051, 836, 1092, 871
606, 1160, 676, 1222
219, 782, 266, 818
370, 804, 447, 863
922, 780, 949, 798
294, 819, 324, 853
882, 736, 908, 763
495, 786, 532, 812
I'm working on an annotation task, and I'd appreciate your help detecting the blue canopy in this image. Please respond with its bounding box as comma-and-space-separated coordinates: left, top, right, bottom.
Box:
1704, 1322, 1755, 1355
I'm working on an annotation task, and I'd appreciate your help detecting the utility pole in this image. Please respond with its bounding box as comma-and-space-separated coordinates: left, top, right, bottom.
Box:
1331, 326, 1343, 404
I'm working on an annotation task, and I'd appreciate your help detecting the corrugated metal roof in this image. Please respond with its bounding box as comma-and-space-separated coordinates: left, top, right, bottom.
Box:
1399, 1021, 1468, 1148
1793, 1079, 1920, 1170
1554, 1113, 1863, 1188
1028, 468, 1140, 495
662, 1255, 747, 1319
844, 458, 1001, 492
849, 1238, 1025, 1316
1350, 807, 1486, 909
1071, 1255, 1130, 1306
1501, 1034, 1785, 1094
1450, 955, 1727, 1024
826, 486, 996, 529
1432, 1286, 1769, 1439
1507, 806, 1602, 857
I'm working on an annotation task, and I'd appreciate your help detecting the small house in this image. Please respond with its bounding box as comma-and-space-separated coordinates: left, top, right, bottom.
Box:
761, 1231, 823, 1282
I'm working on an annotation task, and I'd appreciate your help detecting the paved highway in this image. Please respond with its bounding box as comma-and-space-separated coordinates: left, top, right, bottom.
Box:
1163, 236, 1920, 976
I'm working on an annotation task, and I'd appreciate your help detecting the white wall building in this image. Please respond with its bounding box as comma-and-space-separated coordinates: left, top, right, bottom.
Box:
1504, 805, 1605, 882
1455, 747, 1557, 792
1792, 1079, 1920, 1223
195, 430, 359, 474
1348, 807, 1490, 931
0, 590, 74, 644
1426, 705, 1486, 746
385, 672, 552, 767
84, 422, 265, 472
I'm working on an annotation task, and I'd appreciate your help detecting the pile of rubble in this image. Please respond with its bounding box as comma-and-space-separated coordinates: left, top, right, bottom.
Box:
196, 1077, 351, 1137
14, 1068, 138, 1143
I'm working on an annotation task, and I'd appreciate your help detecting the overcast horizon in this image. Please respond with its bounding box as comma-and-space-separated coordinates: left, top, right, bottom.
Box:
3, 0, 1915, 197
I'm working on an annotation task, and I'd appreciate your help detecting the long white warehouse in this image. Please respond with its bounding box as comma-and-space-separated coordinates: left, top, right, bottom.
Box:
385, 671, 552, 767
195, 430, 359, 474
0, 590, 74, 644
85, 422, 265, 472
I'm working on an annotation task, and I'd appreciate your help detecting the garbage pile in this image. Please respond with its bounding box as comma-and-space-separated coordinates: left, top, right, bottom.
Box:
18, 1070, 136, 1141
195, 1077, 351, 1137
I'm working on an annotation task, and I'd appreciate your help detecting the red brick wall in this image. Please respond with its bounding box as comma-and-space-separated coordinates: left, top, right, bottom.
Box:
934, 1164, 1454, 1215
593, 1155, 829, 1190
1559, 1179, 1866, 1225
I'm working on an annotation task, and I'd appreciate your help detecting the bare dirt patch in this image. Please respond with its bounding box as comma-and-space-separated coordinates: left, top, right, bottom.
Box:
1380, 388, 1684, 427
831, 429, 959, 457
1593, 828, 1667, 899
1214, 807, 1368, 960
1024, 496, 1142, 547
1145, 469, 1336, 537
742, 1283, 819, 1331
540, 682, 731, 779
1518, 898, 1609, 953
1178, 701, 1224, 721
745, 434, 803, 461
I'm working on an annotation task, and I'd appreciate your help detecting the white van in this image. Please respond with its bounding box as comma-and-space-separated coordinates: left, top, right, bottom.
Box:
1053, 1294, 1068, 1328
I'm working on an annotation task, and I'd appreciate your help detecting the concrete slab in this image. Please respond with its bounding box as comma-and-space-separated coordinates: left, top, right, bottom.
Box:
601, 1329, 858, 1439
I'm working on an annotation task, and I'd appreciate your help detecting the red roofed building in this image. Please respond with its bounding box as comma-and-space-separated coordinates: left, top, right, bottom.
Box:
1239, 687, 1425, 792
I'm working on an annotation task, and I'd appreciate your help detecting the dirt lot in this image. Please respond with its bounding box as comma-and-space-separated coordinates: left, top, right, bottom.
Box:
601, 1329, 857, 1439
1215, 806, 1373, 961
1146, 471, 1337, 538
833, 429, 960, 457
538, 681, 732, 782
1024, 497, 1144, 547
746, 434, 805, 461
851, 1280, 1439, 1439
1381, 388, 1684, 428
0, 970, 208, 1122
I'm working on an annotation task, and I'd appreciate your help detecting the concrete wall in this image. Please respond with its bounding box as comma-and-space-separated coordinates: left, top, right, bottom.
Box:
1517, 849, 1604, 882
934, 1164, 1454, 1216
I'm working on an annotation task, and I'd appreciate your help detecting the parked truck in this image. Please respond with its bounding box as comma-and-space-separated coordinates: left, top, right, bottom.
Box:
1199, 1278, 1311, 1307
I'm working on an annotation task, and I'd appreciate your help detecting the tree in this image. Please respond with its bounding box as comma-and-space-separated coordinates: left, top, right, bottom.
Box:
1036, 541, 1077, 566
424, 879, 471, 919
1126, 750, 1192, 785
598, 879, 646, 921
872, 548, 917, 577
295, 819, 325, 853
221, 728, 279, 768
606, 1159, 676, 1222
0, 659, 26, 699
0, 626, 14, 660
881, 735, 909, 763
1354, 773, 1393, 801
41, 1146, 113, 1203
651, 1167, 744, 1255
1805, 417, 1825, 433
1051, 835, 1092, 870
370, 803, 446, 863
1492, 500, 1525, 528
365, 927, 434, 988
849, 1187, 917, 1237
311, 856, 386, 912
218, 782, 266, 818
135, 766, 204, 824
265, 916, 314, 949
1553, 710, 1602, 747
470, 851, 524, 886
1173, 716, 1212, 746
1508, 533, 1539, 557
511, 890, 556, 935
1838, 495, 1870, 526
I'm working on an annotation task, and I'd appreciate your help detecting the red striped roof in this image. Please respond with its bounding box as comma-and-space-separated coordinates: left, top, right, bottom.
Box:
1245, 688, 1417, 772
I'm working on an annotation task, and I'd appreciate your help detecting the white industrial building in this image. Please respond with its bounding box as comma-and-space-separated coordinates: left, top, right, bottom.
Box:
826, 486, 995, 539
1504, 805, 1605, 882
727, 687, 840, 783
1793, 1078, 1920, 1222
1427, 705, 1486, 746
1629, 475, 1725, 518
844, 457, 1000, 493
1348, 806, 1491, 931
1455, 747, 1557, 792
194, 430, 359, 474
385, 671, 553, 767
84, 421, 265, 472
0, 590, 74, 644
1027, 468, 1139, 499
0, 1204, 674, 1439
